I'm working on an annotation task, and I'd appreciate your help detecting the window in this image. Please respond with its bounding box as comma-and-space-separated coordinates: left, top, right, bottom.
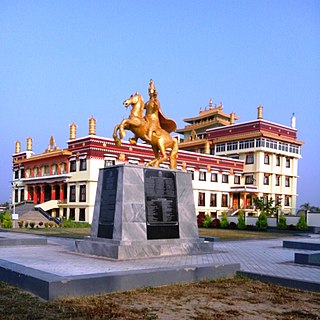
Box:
211, 173, 218, 182
20, 167, 25, 179
221, 194, 228, 207
20, 189, 24, 202
79, 208, 86, 221
227, 142, 238, 151
245, 175, 254, 185
285, 176, 290, 187
70, 160, 76, 172
14, 170, 19, 179
222, 174, 229, 183
234, 175, 240, 184
256, 138, 265, 147
69, 185, 76, 202
245, 154, 254, 164
285, 196, 290, 206
263, 195, 268, 205
264, 154, 270, 165
263, 175, 269, 185
198, 192, 205, 206
43, 165, 50, 176
210, 193, 217, 207
51, 164, 57, 175
216, 143, 225, 152
80, 158, 87, 171
14, 189, 18, 202
104, 159, 115, 167
276, 156, 281, 166
239, 139, 254, 149
79, 185, 86, 202
286, 158, 291, 168
69, 208, 75, 220
275, 175, 280, 186
63, 208, 67, 218
60, 163, 66, 174
275, 196, 282, 206
187, 170, 194, 180
199, 171, 206, 181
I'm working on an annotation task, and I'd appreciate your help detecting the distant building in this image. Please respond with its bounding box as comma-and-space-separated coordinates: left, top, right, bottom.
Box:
11, 102, 303, 223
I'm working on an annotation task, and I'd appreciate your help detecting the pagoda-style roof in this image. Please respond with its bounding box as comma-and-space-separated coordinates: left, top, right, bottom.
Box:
14, 149, 72, 165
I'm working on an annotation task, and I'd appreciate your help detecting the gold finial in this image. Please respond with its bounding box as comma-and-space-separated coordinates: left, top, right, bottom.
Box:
148, 79, 157, 96
209, 98, 213, 110
69, 122, 77, 140
15, 141, 21, 153
257, 105, 263, 119
89, 116, 96, 135
26, 137, 33, 151
230, 112, 235, 125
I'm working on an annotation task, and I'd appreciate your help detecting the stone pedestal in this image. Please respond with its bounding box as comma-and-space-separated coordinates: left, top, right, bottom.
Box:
75, 164, 213, 259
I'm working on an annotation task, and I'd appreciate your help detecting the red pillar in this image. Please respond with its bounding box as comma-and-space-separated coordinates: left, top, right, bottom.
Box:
33, 186, 37, 204
51, 186, 56, 200
40, 185, 45, 203
59, 184, 65, 201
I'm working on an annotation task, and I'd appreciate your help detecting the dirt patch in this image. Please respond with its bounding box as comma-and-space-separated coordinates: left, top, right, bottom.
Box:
0, 277, 319, 319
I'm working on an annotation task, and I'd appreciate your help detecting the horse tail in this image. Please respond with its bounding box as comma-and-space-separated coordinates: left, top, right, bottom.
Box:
169, 137, 178, 169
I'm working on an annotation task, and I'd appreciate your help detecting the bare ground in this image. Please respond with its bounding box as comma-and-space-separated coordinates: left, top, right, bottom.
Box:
1, 276, 319, 320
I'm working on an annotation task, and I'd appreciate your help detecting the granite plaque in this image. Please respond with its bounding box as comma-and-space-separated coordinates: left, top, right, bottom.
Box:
144, 169, 179, 239
97, 167, 118, 239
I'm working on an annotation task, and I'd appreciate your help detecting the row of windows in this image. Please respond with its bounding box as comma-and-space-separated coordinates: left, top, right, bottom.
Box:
14, 163, 68, 179
189, 171, 241, 184
216, 138, 300, 154
246, 153, 292, 168
70, 158, 87, 172
69, 185, 86, 202
263, 195, 291, 207
198, 192, 229, 207
245, 174, 291, 187
62, 207, 86, 221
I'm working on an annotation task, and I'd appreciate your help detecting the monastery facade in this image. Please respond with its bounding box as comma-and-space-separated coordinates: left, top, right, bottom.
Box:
11, 102, 303, 223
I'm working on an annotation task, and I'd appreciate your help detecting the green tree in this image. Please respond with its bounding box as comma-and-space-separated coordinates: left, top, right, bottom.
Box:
253, 197, 280, 216
237, 210, 246, 230
220, 211, 229, 229
296, 213, 308, 231
202, 214, 212, 228
256, 212, 268, 231
277, 213, 287, 230
1, 210, 13, 229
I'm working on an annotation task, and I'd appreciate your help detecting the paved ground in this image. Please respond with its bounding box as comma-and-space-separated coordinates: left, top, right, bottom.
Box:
0, 231, 319, 299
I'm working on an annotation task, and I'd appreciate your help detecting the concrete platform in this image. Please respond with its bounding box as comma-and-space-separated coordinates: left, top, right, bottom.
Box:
1, 231, 320, 300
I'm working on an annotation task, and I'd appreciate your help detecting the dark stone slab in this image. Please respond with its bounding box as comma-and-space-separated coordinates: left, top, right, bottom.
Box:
295, 252, 320, 266
238, 271, 320, 292
0, 238, 47, 246
283, 241, 320, 250
0, 258, 240, 300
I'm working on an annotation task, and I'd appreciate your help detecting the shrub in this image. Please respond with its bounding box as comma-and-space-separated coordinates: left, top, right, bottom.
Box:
229, 222, 237, 229
296, 213, 308, 231
25, 221, 29, 228
277, 213, 287, 230
44, 222, 49, 228
48, 222, 55, 228
38, 221, 43, 227
61, 218, 91, 228
18, 220, 24, 228
237, 211, 246, 230
211, 218, 220, 228
202, 214, 212, 228
1, 211, 13, 229
220, 212, 229, 229
29, 222, 36, 229
256, 212, 268, 231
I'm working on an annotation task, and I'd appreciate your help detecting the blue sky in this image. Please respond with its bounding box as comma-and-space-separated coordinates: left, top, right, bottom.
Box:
0, 0, 319, 208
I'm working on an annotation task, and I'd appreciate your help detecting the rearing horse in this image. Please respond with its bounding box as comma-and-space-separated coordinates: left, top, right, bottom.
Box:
113, 92, 178, 169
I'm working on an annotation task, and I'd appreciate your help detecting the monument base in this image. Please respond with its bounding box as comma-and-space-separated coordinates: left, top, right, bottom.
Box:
75, 237, 213, 260
75, 164, 213, 260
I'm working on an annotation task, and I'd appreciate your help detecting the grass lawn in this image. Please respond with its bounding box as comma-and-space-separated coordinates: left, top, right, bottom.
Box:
198, 228, 297, 240
6, 227, 298, 241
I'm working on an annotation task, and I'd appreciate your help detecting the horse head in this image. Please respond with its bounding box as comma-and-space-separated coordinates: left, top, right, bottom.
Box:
123, 92, 143, 108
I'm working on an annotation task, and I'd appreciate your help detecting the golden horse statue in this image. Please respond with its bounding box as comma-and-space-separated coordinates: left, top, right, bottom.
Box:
113, 90, 178, 169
